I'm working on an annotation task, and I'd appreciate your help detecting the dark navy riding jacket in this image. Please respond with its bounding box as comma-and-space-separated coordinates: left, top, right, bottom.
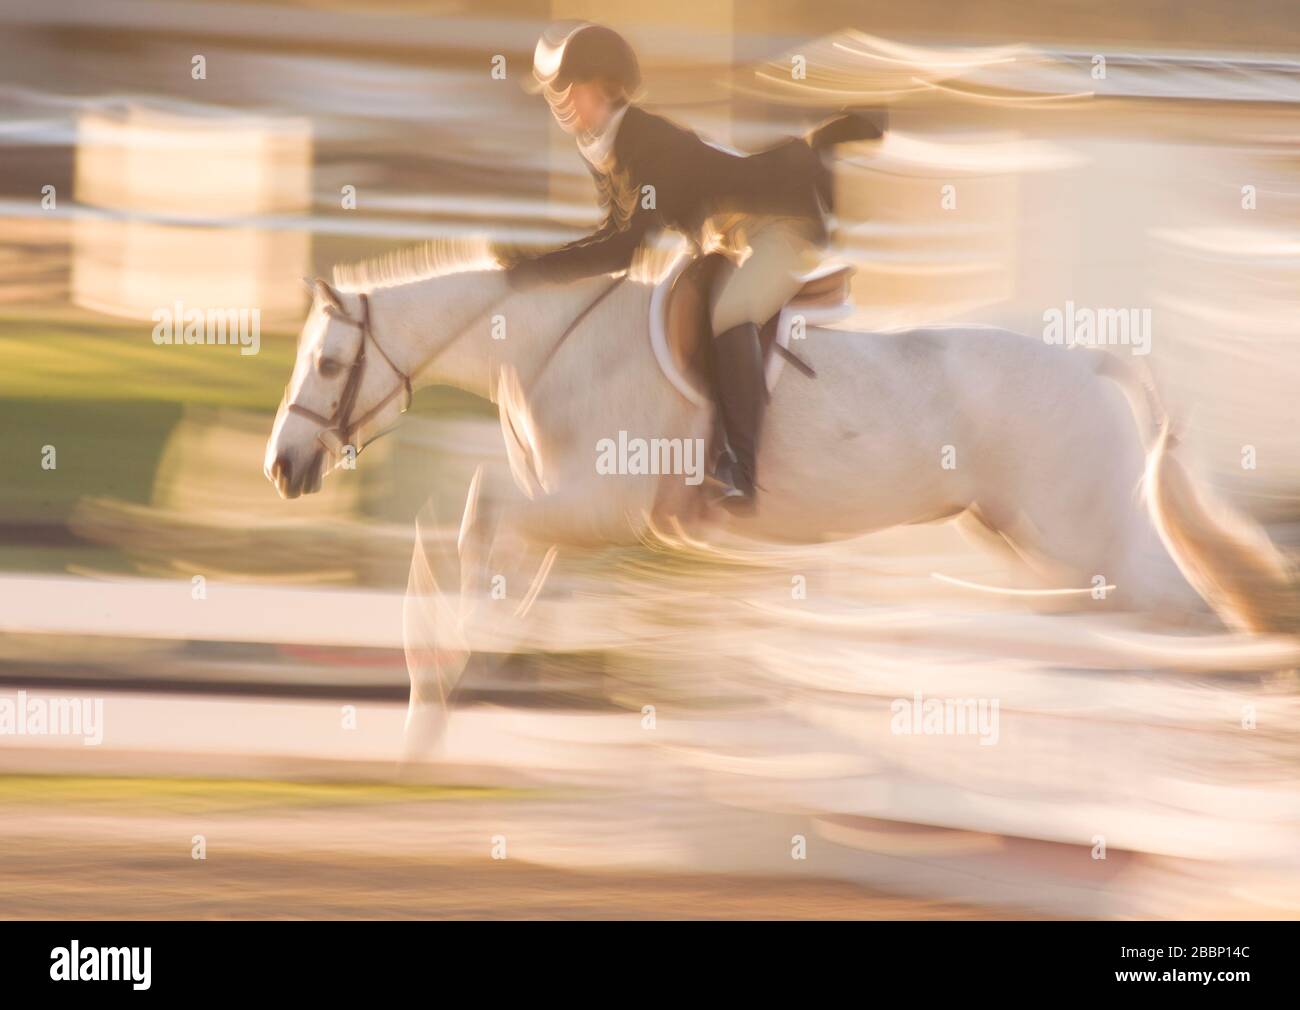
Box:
505, 105, 880, 287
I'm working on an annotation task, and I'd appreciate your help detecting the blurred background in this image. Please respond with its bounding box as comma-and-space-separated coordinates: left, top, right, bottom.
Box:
0, 0, 1298, 919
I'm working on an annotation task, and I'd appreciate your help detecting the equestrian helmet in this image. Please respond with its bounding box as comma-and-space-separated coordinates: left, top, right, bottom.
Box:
531, 22, 641, 98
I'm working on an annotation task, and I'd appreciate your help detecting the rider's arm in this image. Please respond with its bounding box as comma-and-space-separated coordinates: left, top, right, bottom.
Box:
501, 118, 684, 289
509, 222, 649, 287
502, 175, 658, 289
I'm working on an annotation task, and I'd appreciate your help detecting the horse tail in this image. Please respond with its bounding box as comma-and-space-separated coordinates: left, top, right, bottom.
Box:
1091, 350, 1297, 634
1088, 348, 1164, 449
1145, 425, 1297, 634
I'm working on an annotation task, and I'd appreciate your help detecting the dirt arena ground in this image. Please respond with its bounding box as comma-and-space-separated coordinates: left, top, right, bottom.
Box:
0, 788, 1021, 919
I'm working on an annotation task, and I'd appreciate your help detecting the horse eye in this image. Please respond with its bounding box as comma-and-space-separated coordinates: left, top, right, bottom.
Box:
317, 357, 344, 379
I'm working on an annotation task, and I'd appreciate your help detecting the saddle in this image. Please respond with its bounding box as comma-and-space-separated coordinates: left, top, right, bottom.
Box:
649, 253, 855, 408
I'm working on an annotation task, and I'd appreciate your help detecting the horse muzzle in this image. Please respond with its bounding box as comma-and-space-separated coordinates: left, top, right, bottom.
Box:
267, 447, 325, 499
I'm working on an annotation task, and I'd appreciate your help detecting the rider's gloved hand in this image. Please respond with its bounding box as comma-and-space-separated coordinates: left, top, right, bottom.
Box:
491, 240, 529, 269
491, 241, 547, 290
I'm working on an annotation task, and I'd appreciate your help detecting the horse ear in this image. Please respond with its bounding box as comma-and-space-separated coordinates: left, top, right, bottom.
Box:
313, 277, 343, 310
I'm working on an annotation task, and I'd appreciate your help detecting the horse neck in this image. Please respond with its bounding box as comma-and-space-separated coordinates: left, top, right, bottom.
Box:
365, 270, 606, 403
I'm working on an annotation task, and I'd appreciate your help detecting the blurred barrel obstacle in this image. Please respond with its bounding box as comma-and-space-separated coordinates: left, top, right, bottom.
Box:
71, 101, 312, 323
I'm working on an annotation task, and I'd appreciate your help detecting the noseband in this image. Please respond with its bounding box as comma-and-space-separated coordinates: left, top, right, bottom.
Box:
286, 293, 413, 456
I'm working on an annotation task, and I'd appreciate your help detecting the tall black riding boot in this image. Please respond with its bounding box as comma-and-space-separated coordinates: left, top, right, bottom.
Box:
710, 321, 766, 514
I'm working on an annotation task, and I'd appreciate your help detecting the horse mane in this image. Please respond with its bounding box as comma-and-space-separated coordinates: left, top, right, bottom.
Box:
332, 237, 500, 292
331, 234, 687, 292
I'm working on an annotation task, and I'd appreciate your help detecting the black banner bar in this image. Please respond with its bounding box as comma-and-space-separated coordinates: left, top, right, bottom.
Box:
0, 921, 1289, 997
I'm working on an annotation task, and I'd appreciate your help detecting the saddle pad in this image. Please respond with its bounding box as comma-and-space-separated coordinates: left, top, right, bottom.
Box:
649, 254, 853, 407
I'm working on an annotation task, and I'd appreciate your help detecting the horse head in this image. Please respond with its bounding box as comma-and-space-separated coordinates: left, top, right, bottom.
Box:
264, 277, 411, 498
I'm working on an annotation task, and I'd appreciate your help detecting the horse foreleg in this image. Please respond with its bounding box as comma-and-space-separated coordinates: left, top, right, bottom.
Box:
459, 484, 561, 664
401, 524, 467, 763
402, 466, 563, 764
401, 467, 493, 763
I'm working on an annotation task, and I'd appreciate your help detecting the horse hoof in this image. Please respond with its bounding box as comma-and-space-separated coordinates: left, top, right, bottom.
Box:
401, 700, 448, 766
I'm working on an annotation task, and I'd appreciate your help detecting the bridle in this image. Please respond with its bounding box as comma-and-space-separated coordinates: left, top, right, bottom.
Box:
286, 292, 414, 456
285, 275, 624, 457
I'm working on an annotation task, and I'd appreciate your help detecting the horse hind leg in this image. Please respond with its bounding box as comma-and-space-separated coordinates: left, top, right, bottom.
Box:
955, 504, 1024, 566
982, 493, 1205, 621
1106, 507, 1210, 625
957, 500, 1126, 611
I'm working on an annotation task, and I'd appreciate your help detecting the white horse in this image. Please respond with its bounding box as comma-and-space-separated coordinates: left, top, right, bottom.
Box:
265, 246, 1295, 753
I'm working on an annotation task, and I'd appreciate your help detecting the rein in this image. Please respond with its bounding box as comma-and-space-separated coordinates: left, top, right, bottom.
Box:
527, 276, 624, 387
286, 274, 625, 457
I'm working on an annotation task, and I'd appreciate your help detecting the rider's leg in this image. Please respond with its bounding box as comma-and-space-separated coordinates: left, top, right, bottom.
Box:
708, 217, 821, 511
709, 319, 764, 509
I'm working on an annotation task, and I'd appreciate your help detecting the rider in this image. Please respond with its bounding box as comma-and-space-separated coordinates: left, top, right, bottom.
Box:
496, 22, 886, 513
